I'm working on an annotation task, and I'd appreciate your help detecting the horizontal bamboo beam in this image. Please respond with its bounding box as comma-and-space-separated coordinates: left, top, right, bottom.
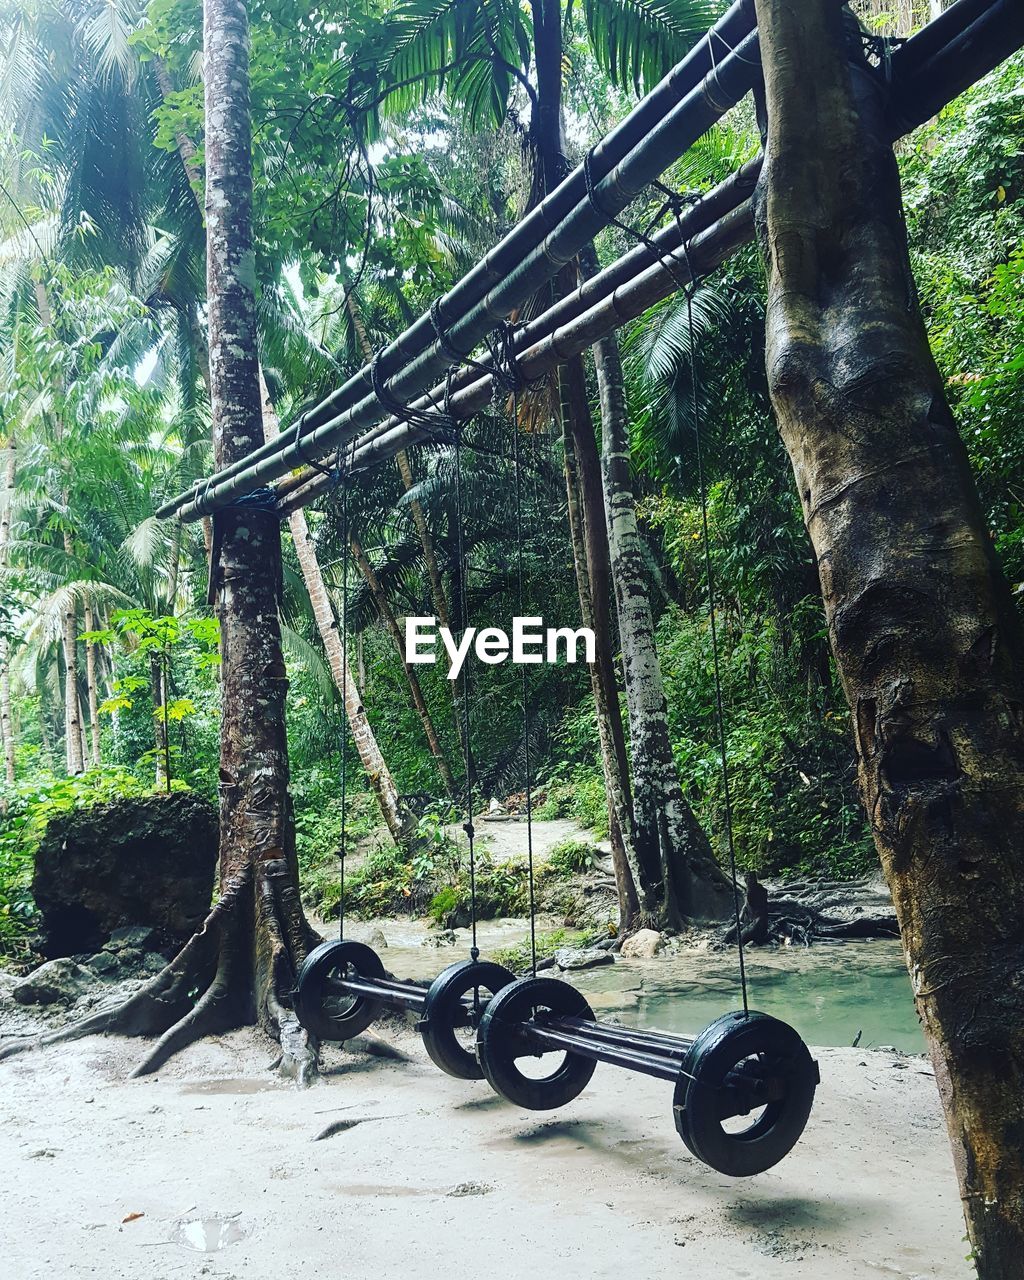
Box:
273, 0, 1021, 512
168, 0, 1017, 523
158, 0, 762, 521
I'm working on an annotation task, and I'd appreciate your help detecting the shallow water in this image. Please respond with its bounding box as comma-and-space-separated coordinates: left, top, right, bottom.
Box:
349, 919, 925, 1054
574, 940, 925, 1054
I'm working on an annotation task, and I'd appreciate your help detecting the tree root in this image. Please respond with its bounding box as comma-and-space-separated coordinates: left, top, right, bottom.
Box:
0, 865, 322, 1085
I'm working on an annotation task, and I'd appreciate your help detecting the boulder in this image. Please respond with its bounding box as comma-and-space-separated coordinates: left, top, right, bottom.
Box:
620, 928, 665, 960
366, 927, 388, 949
552, 947, 614, 971
13, 958, 98, 1005
32, 792, 217, 959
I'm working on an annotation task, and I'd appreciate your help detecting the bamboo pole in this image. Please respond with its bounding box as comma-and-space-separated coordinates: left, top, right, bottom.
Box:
165, 0, 1015, 523
162, 27, 765, 522
157, 0, 761, 519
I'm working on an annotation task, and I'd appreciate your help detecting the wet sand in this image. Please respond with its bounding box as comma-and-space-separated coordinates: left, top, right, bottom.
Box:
0, 1016, 969, 1280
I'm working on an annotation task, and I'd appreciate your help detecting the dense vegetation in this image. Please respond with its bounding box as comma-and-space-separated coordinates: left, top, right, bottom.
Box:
1, 0, 1020, 957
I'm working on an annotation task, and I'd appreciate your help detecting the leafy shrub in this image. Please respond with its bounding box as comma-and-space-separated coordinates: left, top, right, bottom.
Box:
493, 926, 608, 975
545, 838, 602, 876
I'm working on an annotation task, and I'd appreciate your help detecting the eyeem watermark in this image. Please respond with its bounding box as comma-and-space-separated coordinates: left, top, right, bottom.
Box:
406, 616, 595, 680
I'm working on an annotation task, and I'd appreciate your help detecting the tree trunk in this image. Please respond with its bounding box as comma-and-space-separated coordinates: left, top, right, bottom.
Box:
150, 652, 168, 789
62, 597, 84, 776
1, 0, 319, 1083
83, 604, 100, 768
562, 407, 640, 932
349, 531, 458, 799
592, 326, 731, 924
753, 0, 1024, 1269
258, 376, 415, 844
528, 0, 641, 929
1, 436, 16, 786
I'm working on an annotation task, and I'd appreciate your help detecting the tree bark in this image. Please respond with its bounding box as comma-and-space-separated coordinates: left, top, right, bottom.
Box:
562, 407, 640, 932
258, 375, 415, 844
753, 0, 1024, 1269
62, 600, 84, 776
83, 604, 100, 768
349, 530, 458, 799
592, 324, 731, 924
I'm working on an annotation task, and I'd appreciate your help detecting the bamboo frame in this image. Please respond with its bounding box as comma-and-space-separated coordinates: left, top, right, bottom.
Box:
163, 0, 1019, 523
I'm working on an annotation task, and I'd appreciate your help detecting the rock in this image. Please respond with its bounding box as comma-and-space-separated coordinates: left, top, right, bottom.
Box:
12, 958, 98, 1005
552, 947, 614, 971
32, 793, 217, 958
620, 928, 665, 960
82, 951, 123, 979
366, 928, 388, 949
102, 926, 158, 954
423, 929, 457, 947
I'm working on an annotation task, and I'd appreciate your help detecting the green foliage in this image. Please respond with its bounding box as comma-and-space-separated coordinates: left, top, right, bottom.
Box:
492, 926, 607, 975
545, 837, 603, 876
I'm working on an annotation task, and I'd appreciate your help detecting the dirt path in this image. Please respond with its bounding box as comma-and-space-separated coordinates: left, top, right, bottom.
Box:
0, 1022, 967, 1280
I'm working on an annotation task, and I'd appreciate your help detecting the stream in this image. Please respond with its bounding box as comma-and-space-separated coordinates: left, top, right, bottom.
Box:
350, 917, 925, 1054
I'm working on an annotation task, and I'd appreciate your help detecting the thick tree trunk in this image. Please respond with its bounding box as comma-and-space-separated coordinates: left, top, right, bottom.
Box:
258, 377, 415, 844
754, 0, 1024, 1269
83, 604, 100, 768
562, 409, 640, 932
593, 326, 731, 924
349, 531, 458, 799
1, 437, 16, 786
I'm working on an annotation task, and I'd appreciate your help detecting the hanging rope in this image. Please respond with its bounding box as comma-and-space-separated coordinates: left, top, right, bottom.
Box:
336, 472, 351, 942
680, 244, 749, 1018
452, 423, 481, 963
494, 326, 539, 977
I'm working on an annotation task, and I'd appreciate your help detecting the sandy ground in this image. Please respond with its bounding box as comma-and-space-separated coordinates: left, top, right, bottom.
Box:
0, 1017, 969, 1280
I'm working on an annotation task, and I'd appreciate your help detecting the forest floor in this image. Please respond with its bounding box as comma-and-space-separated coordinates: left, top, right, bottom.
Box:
0, 1009, 969, 1280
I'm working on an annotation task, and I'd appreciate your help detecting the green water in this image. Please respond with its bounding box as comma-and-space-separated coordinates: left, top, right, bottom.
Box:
572, 940, 925, 1054
358, 920, 925, 1054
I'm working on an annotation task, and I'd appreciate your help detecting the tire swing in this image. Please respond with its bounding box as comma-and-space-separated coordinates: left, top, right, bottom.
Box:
472, 238, 819, 1177
293, 411, 514, 1081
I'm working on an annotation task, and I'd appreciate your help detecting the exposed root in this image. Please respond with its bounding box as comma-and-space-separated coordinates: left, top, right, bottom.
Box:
0, 894, 226, 1064
0, 860, 325, 1084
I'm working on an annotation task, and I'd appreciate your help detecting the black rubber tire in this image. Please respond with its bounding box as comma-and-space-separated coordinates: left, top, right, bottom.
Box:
419, 959, 516, 1080
477, 976, 597, 1110
673, 1010, 818, 1177
293, 940, 387, 1042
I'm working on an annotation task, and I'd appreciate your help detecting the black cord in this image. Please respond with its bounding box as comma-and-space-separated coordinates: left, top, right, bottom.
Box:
338, 476, 350, 942
682, 256, 748, 1017
452, 425, 479, 963
507, 367, 538, 977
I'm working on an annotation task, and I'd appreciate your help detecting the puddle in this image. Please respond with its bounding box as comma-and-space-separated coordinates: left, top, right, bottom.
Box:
173, 1215, 247, 1252
182, 1078, 278, 1095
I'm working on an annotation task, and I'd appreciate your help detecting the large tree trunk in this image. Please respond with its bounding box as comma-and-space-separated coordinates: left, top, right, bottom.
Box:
0, 0, 319, 1084
753, 0, 1024, 1270
258, 377, 416, 844
1, 436, 16, 786
592, 326, 731, 924
348, 531, 458, 799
